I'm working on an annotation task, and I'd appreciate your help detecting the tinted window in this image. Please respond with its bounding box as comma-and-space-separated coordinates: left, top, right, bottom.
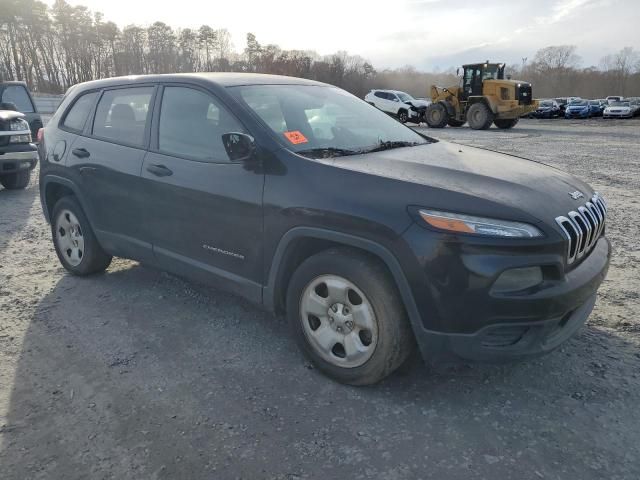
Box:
93, 87, 153, 147
159, 86, 246, 162
1, 85, 34, 113
62, 92, 97, 132
374, 91, 387, 99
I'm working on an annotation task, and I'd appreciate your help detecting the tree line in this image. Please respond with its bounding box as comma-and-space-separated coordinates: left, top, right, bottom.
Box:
1, 0, 639, 99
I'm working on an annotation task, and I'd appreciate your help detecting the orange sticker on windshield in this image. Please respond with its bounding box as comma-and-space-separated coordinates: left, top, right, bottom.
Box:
284, 130, 308, 144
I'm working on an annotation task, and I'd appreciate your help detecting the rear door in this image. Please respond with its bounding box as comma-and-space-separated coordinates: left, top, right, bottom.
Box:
67, 85, 157, 261
140, 84, 264, 301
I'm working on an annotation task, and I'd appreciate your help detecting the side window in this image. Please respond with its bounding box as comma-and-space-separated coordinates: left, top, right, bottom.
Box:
374, 91, 386, 99
1, 85, 35, 113
92, 87, 153, 147
389, 94, 398, 102
62, 92, 97, 132
159, 86, 246, 162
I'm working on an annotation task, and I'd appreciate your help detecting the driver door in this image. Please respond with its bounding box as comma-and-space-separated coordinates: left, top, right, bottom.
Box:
140, 84, 264, 301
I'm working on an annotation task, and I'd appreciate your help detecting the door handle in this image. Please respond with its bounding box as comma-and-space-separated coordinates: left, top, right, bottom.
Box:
146, 164, 173, 177
72, 148, 90, 158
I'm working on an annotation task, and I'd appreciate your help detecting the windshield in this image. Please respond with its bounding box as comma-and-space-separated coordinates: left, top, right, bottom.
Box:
569, 100, 588, 106
540, 101, 553, 107
230, 85, 430, 157
396, 92, 414, 102
611, 101, 630, 107
589, 101, 599, 105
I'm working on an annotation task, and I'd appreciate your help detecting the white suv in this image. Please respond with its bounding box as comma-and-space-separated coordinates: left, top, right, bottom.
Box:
364, 90, 429, 124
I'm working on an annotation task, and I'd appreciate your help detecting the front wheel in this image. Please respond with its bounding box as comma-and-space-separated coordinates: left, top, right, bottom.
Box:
0, 170, 30, 190
425, 103, 449, 128
397, 109, 409, 123
493, 118, 519, 129
287, 248, 414, 385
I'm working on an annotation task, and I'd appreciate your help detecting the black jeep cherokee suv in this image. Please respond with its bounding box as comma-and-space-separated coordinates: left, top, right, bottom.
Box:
39, 74, 610, 385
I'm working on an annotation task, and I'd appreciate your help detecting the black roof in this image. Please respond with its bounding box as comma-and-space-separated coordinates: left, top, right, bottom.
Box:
70, 73, 328, 92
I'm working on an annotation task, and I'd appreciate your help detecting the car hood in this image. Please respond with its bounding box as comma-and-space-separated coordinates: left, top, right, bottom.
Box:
0, 110, 25, 122
330, 141, 594, 224
567, 105, 588, 110
405, 99, 430, 108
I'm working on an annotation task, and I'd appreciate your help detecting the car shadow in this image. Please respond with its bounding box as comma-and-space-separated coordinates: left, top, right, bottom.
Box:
1, 262, 639, 479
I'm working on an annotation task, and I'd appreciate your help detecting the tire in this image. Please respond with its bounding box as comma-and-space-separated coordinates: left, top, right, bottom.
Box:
425, 103, 448, 128
493, 118, 519, 129
447, 118, 465, 127
467, 102, 494, 130
286, 248, 415, 385
397, 109, 409, 123
51, 196, 112, 275
0, 170, 30, 190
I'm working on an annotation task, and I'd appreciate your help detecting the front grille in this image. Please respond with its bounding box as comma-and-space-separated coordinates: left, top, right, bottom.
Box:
555, 192, 607, 265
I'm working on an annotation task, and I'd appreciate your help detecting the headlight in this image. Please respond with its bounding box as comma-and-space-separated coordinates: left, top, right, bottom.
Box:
10, 119, 30, 131
418, 209, 544, 238
9, 134, 32, 143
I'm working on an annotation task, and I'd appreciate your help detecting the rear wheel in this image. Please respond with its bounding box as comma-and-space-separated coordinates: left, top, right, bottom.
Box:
493, 118, 519, 129
286, 248, 414, 385
51, 196, 112, 275
467, 102, 494, 130
0, 171, 30, 190
397, 109, 409, 123
425, 103, 449, 128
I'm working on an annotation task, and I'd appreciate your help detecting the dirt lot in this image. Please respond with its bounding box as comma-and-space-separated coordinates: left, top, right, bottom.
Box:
1, 118, 639, 479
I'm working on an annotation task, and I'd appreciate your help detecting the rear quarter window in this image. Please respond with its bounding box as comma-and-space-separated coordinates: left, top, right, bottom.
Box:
62, 91, 98, 132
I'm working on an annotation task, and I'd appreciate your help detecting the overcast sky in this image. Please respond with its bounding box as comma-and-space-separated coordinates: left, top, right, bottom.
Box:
45, 0, 639, 70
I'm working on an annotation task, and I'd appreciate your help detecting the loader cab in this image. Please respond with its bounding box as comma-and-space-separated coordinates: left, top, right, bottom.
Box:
459, 62, 505, 101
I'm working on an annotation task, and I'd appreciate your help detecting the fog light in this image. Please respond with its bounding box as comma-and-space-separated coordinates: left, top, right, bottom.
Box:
491, 267, 543, 294
19, 161, 32, 169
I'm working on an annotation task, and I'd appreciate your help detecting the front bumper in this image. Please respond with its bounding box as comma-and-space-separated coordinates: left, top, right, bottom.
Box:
0, 145, 38, 175
603, 112, 632, 118
565, 110, 589, 119
399, 224, 611, 363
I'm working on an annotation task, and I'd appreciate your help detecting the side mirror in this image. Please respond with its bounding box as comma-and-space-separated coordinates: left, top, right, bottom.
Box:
222, 132, 255, 162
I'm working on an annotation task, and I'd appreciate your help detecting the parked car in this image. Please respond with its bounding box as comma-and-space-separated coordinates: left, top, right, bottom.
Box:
628, 98, 640, 117
606, 95, 624, 105
564, 99, 591, 119
0, 81, 43, 138
588, 100, 605, 117
530, 99, 561, 118
0, 109, 39, 189
364, 89, 428, 123
603, 101, 633, 118
39, 73, 611, 385
554, 98, 569, 115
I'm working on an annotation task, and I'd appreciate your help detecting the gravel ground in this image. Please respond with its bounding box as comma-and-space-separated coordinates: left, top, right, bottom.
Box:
1, 117, 639, 479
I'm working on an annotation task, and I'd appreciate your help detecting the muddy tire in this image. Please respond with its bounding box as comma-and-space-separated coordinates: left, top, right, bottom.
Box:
0, 171, 30, 190
286, 248, 415, 385
494, 118, 520, 129
425, 103, 449, 128
467, 102, 494, 130
51, 196, 112, 276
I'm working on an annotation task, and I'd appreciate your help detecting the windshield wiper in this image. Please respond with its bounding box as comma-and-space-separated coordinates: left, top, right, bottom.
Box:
363, 140, 422, 153
296, 147, 363, 158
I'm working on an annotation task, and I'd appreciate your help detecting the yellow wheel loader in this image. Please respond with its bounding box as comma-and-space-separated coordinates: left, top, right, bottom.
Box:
425, 62, 538, 130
